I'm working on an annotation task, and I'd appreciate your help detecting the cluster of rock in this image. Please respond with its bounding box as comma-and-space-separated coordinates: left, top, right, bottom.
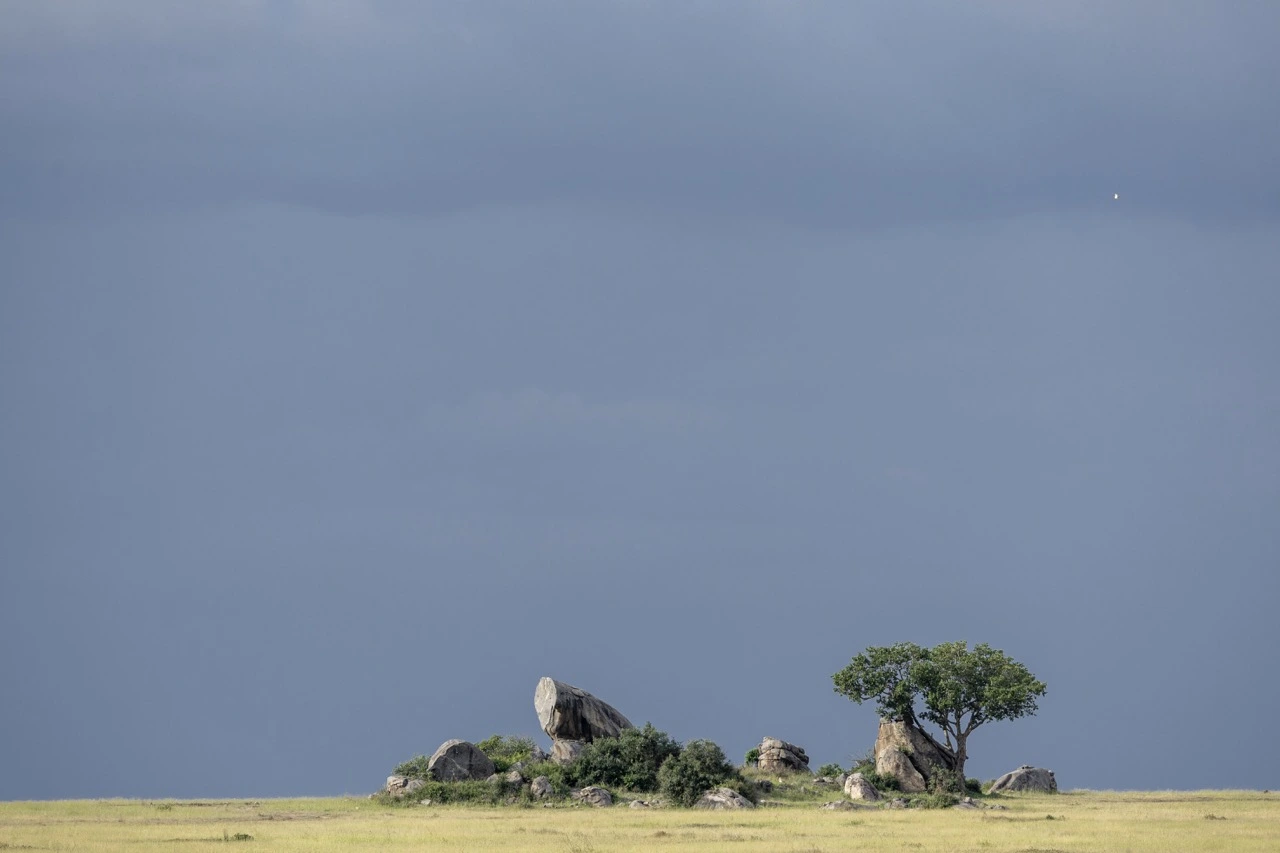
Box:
382, 673, 1059, 810
535, 677, 633, 764
756, 737, 810, 773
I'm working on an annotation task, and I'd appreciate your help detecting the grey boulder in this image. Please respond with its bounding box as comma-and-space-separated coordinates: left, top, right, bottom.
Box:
989, 765, 1058, 794
535, 677, 633, 744
530, 776, 554, 799
757, 737, 810, 773
843, 772, 881, 801
695, 787, 755, 810
572, 786, 614, 807
427, 739, 496, 782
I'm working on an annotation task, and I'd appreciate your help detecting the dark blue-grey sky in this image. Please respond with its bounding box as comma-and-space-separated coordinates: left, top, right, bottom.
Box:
2, 1, 1278, 799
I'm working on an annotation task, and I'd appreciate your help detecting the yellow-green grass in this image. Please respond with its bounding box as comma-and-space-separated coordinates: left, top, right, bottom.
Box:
1, 790, 1275, 852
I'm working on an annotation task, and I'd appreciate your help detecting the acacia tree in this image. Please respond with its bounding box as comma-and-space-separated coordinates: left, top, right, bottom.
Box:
832, 641, 1046, 783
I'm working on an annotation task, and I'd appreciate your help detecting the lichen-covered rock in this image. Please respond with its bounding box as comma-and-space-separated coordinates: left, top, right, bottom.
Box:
572, 786, 613, 807
535, 678, 633, 745
989, 765, 1057, 793
843, 772, 882, 801
427, 739, 496, 782
756, 737, 810, 773
695, 787, 755, 810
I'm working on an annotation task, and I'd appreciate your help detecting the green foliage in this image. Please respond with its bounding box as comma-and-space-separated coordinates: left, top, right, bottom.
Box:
475, 735, 537, 773
657, 739, 737, 807
905, 791, 960, 809
966, 778, 983, 795
858, 768, 901, 792
743, 747, 760, 767
378, 779, 532, 807
391, 755, 433, 781
927, 767, 965, 795
816, 763, 843, 778
520, 760, 577, 794
721, 773, 761, 804
575, 723, 682, 792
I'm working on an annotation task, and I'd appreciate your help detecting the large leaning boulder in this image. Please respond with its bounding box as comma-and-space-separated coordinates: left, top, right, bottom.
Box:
874, 718, 956, 793
427, 739, 496, 781
535, 677, 633, 763
757, 737, 810, 773
989, 765, 1057, 793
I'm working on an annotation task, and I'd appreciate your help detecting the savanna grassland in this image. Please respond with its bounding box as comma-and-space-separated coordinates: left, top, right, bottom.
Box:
1, 790, 1275, 853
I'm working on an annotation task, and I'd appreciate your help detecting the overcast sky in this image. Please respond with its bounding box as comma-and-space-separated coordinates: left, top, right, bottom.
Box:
2, 1, 1278, 799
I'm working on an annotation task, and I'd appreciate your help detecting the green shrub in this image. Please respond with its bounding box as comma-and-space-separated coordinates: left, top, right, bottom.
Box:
744, 747, 760, 767
475, 735, 537, 773
926, 767, 965, 795
721, 773, 761, 804
378, 779, 530, 807
391, 755, 433, 781
657, 739, 736, 807
519, 760, 576, 795
966, 777, 983, 795
857, 768, 900, 792
905, 791, 960, 809
816, 763, 843, 778
575, 723, 681, 792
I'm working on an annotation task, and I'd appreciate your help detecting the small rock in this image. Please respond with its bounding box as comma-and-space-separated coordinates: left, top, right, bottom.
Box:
843, 772, 881, 802
695, 787, 755, 810
571, 786, 613, 807
505, 768, 525, 784
952, 800, 979, 810
485, 773, 502, 783
629, 800, 650, 809
887, 797, 909, 809
418, 798, 432, 807
835, 773, 849, 788
530, 776, 553, 799
819, 800, 866, 811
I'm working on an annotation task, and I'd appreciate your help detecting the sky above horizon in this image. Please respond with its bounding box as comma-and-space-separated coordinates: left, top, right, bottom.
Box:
2, 1, 1278, 799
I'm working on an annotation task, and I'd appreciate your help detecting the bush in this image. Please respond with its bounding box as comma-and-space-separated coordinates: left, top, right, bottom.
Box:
743, 747, 760, 767
475, 735, 537, 773
966, 777, 983, 795
657, 739, 737, 807
391, 755, 433, 781
926, 767, 965, 795
816, 763, 843, 778
575, 723, 681, 792
378, 779, 531, 807
905, 791, 960, 809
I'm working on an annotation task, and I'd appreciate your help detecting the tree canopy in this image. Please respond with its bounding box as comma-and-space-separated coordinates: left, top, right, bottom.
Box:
832, 641, 1046, 781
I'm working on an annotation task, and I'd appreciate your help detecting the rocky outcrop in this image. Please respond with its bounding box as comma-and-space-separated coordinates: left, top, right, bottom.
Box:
757, 737, 810, 773
572, 786, 613, 807
843, 772, 881, 801
695, 787, 755, 809
427, 739, 496, 782
535, 677, 633, 763
873, 718, 956, 792
989, 765, 1057, 793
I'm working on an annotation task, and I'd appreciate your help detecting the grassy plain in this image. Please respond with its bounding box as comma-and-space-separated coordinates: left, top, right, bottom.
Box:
1, 790, 1275, 852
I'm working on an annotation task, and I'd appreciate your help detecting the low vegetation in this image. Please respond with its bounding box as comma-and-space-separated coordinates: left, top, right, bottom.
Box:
3, 791, 1277, 852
